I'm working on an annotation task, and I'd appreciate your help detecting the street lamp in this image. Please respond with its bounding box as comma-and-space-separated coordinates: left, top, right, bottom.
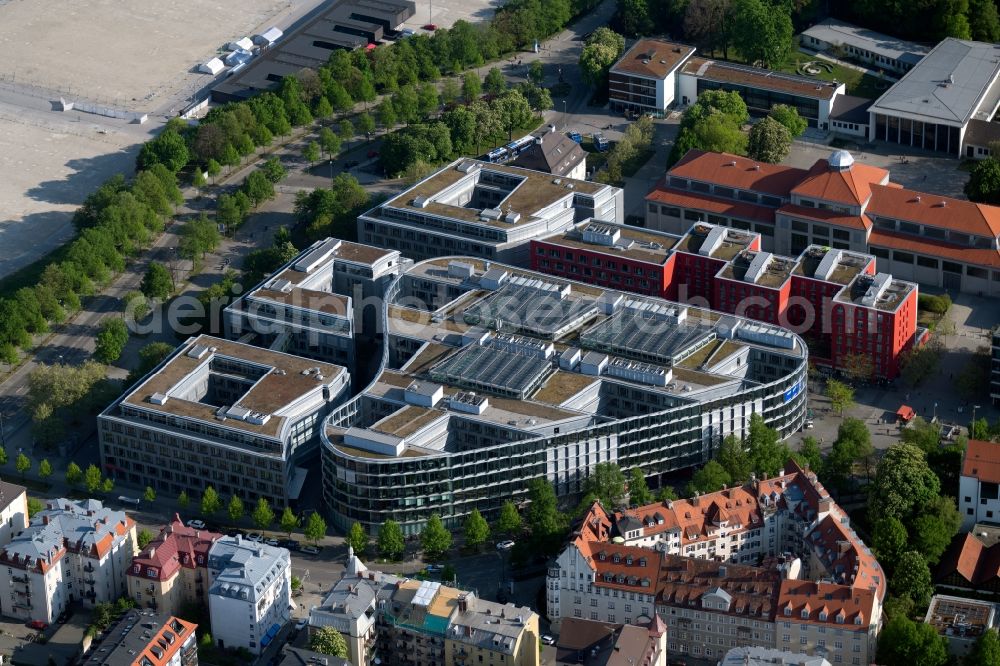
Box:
973, 404, 982, 429
562, 100, 567, 129
933, 402, 938, 422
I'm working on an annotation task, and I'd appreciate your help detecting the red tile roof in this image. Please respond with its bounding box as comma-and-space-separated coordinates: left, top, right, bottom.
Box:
868, 184, 1000, 238
778, 204, 871, 231
658, 554, 781, 618
610, 38, 695, 80
790, 159, 889, 207
129, 515, 223, 583
963, 439, 1000, 483
646, 185, 776, 224
936, 532, 1000, 587
778, 580, 875, 629
668, 150, 807, 197
869, 230, 1000, 268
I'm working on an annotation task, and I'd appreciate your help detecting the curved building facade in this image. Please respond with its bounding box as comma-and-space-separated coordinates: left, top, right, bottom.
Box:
321, 257, 808, 535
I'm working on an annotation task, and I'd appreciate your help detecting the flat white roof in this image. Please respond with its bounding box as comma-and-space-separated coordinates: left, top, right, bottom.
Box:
801, 19, 928, 65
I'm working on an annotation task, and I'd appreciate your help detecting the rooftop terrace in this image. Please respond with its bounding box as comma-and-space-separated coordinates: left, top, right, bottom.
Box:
675, 224, 758, 261
835, 272, 915, 311
794, 246, 872, 285
718, 250, 797, 288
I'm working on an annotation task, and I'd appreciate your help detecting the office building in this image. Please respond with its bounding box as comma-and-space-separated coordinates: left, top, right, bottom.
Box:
82, 610, 198, 666
321, 257, 807, 534
0, 480, 28, 547
924, 595, 997, 659
548, 459, 885, 665
309, 549, 540, 666
0, 498, 136, 623
648, 148, 1000, 296
356, 158, 624, 265
531, 221, 918, 379
207, 536, 292, 655
959, 439, 1000, 529
99, 335, 350, 507
128, 515, 223, 616
800, 19, 928, 75
543, 616, 667, 666
608, 38, 695, 115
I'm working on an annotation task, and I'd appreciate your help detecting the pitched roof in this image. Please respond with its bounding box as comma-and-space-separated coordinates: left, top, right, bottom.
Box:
778, 580, 875, 628
936, 532, 1000, 586
963, 439, 1000, 483
867, 184, 1000, 237
868, 229, 1000, 268
790, 159, 889, 207
778, 204, 871, 230
511, 133, 587, 177
668, 150, 807, 197
646, 185, 776, 225
129, 515, 223, 582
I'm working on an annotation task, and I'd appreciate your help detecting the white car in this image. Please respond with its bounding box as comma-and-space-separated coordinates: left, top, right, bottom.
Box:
247, 533, 263, 542
804, 420, 815, 429
187, 520, 206, 530
265, 538, 280, 547
496, 540, 515, 551
300, 545, 321, 555
541, 634, 555, 645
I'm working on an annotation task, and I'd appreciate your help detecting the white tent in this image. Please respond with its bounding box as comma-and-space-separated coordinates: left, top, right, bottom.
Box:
199, 58, 225, 75
253, 26, 283, 46
227, 37, 254, 51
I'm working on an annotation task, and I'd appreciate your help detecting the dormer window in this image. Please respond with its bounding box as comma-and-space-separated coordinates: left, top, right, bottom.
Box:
613, 554, 620, 563
639, 558, 647, 567
854, 616, 862, 625
784, 608, 792, 616
599, 553, 606, 561
836, 615, 845, 624
819, 612, 828, 621
626, 557, 633, 565
801, 610, 809, 619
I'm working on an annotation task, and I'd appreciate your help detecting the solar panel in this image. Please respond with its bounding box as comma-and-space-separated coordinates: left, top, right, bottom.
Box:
430, 342, 552, 399
463, 286, 597, 338
580, 309, 714, 364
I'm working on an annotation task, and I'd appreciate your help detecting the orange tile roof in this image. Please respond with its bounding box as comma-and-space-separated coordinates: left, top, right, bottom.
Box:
778, 580, 875, 629
130, 515, 223, 582
808, 514, 885, 596
658, 554, 782, 618
778, 204, 871, 231
790, 159, 889, 207
936, 532, 1000, 588
646, 185, 776, 225
610, 38, 694, 80
139, 616, 197, 666
963, 439, 1000, 483
668, 150, 807, 197
868, 184, 1000, 238
590, 543, 663, 592
869, 229, 1000, 268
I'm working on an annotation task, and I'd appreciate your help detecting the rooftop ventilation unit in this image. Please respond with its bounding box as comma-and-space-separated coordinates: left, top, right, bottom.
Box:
411, 196, 430, 208
456, 160, 480, 173
480, 208, 503, 221
448, 261, 476, 279
860, 273, 893, 307
487, 333, 554, 359
607, 357, 671, 386
583, 223, 621, 246
449, 391, 489, 414
187, 344, 210, 359
504, 211, 521, 224
148, 393, 169, 405
698, 225, 727, 257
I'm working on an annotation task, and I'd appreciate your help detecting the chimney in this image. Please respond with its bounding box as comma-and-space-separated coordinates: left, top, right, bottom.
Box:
150, 547, 156, 558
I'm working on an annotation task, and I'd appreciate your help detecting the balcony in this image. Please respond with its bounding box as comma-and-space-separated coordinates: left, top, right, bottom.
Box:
83, 563, 95, 573
85, 577, 97, 586
12, 575, 29, 584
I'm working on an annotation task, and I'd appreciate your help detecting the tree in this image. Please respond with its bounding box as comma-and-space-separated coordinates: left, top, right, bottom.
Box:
794, 436, 823, 475
348, 522, 368, 556
15, 452, 30, 479
280, 507, 299, 537
206, 159, 221, 183
526, 477, 564, 542
262, 157, 287, 183
746, 413, 790, 478
178, 490, 189, 508
200, 486, 221, 517
670, 110, 748, 165
66, 461, 82, 488
192, 169, 207, 190
421, 513, 452, 559
912, 496, 961, 564
441, 78, 461, 106
464, 509, 491, 549
143, 486, 156, 502
319, 128, 341, 158
417, 82, 441, 118
377, 99, 397, 131
827, 417, 874, 483
825, 378, 854, 415
684, 0, 734, 58
310, 626, 349, 657
102, 477, 114, 493
304, 512, 327, 545
38, 458, 52, 481
969, 628, 1000, 666
616, 0, 654, 34
178, 213, 221, 262
357, 112, 376, 138
965, 158, 1000, 204
871, 443, 941, 522
141, 262, 172, 300
303, 141, 321, 165
137, 129, 190, 173
84, 464, 103, 494
583, 462, 627, 508
970, 0, 1000, 41
126, 342, 175, 387
840, 353, 875, 384
94, 317, 128, 364
242, 170, 275, 207
901, 416, 942, 453
657, 486, 679, 501
628, 468, 653, 505
338, 119, 355, 143
687, 460, 732, 495
747, 117, 791, 163
462, 71, 482, 102
768, 104, 807, 138
717, 434, 751, 483
251, 498, 275, 532
900, 341, 943, 387
971, 417, 991, 441
313, 95, 333, 119
876, 614, 948, 666
497, 500, 522, 537
484, 67, 507, 95
378, 520, 406, 559
580, 42, 619, 87
872, 516, 908, 570
892, 551, 935, 607
228, 495, 245, 523
137, 529, 155, 550
731, 0, 793, 68
529, 60, 544, 85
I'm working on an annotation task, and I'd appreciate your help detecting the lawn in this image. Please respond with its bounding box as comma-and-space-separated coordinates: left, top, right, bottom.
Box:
774, 50, 891, 100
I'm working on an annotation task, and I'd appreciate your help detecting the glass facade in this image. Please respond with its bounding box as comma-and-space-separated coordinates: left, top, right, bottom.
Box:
872, 113, 960, 155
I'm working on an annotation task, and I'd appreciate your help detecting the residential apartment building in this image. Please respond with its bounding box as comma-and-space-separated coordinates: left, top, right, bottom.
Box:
608, 38, 695, 115
207, 535, 292, 655
0, 480, 28, 547
0, 498, 137, 623
321, 257, 808, 534
226, 237, 409, 372
531, 221, 918, 378
923, 594, 996, 659
309, 549, 540, 666
356, 158, 624, 265
959, 438, 1000, 529
721, 646, 832, 666
543, 616, 667, 666
993, 327, 1000, 408
98, 335, 350, 507
548, 460, 884, 665
128, 516, 223, 616
648, 148, 1000, 296
82, 610, 198, 666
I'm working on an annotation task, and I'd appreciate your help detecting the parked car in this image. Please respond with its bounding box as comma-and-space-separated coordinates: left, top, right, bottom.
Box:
265, 538, 280, 547
804, 419, 815, 429
247, 532, 264, 543
279, 539, 300, 550
300, 545, 321, 555
187, 520, 206, 530
541, 634, 555, 645
422, 23, 437, 30
496, 540, 515, 551
426, 564, 444, 574
367, 149, 379, 158
27, 620, 48, 631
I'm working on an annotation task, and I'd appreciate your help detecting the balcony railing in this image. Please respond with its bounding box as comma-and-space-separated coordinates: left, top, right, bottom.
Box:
12, 575, 29, 584
84, 563, 95, 573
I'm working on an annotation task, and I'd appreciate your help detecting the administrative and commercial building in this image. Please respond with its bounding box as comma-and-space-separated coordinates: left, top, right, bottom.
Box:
320, 258, 807, 534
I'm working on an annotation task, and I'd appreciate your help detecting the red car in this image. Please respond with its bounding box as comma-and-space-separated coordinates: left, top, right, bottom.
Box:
27, 620, 48, 630
422, 23, 437, 30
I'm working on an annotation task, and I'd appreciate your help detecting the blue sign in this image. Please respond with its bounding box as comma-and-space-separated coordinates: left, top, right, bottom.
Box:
783, 380, 802, 403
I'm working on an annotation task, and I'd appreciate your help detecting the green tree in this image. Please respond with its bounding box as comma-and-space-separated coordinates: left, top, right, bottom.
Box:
670, 111, 748, 165
876, 614, 948, 666
102, 477, 114, 494
891, 550, 935, 607
126, 342, 175, 387
192, 169, 207, 190
280, 507, 299, 537
200, 486, 221, 517
357, 112, 376, 138
252, 498, 275, 532
262, 156, 287, 183
143, 486, 156, 502
901, 416, 942, 453
747, 117, 791, 163
303, 141, 321, 165
441, 78, 461, 106
137, 129, 190, 173
378, 519, 406, 559
583, 462, 627, 508
968, 628, 1000, 666
15, 452, 30, 479
900, 341, 943, 387
137, 529, 155, 550
206, 159, 221, 183
178, 490, 189, 508
178, 213, 221, 262
970, 0, 1000, 41
38, 458, 52, 481
497, 500, 522, 537
66, 461, 82, 488
731, 0, 793, 67
319, 127, 341, 158
657, 486, 679, 501
310, 626, 349, 657
686, 460, 731, 495
348, 522, 368, 556
616, 0, 654, 34
965, 158, 1000, 204
579, 42, 619, 87
377, 99, 398, 131
794, 436, 823, 475
628, 468, 654, 505
417, 82, 441, 118
464, 509, 491, 550
304, 512, 327, 545
827, 417, 874, 483
84, 464, 103, 494
228, 495, 244, 523
313, 95, 333, 119
484, 67, 507, 95
971, 417, 991, 441
141, 262, 172, 300
421, 513, 452, 559
529, 60, 544, 85
462, 71, 482, 102
717, 434, 751, 483
872, 516, 908, 570
768, 104, 807, 137
912, 496, 962, 564
825, 379, 854, 415
94, 317, 128, 364
872, 443, 941, 522
526, 477, 565, 543
27, 497, 44, 518
339, 119, 355, 143
242, 170, 275, 207
746, 413, 790, 478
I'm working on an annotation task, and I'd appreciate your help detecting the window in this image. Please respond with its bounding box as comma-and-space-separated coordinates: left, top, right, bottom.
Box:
832, 229, 850, 241
893, 251, 914, 263
916, 255, 938, 268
